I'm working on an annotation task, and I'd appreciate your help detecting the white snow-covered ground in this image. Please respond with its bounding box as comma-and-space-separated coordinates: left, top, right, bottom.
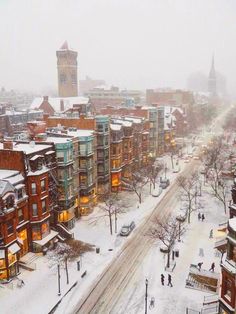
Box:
110, 177, 229, 314
0, 155, 189, 314
0, 141, 230, 314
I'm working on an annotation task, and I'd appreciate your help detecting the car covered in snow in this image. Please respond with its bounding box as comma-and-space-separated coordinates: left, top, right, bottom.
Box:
159, 178, 170, 189
120, 221, 135, 236
173, 165, 181, 173
152, 187, 163, 197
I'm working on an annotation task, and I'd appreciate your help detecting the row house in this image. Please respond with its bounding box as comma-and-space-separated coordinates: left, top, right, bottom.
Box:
0, 170, 28, 281
100, 106, 160, 158
45, 129, 97, 217
110, 117, 149, 192
45, 113, 110, 197
0, 141, 58, 256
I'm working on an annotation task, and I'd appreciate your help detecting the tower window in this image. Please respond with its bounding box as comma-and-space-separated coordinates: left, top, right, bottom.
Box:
60, 74, 67, 84
71, 74, 77, 85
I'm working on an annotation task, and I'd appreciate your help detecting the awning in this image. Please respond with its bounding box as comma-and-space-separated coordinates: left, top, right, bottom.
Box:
33, 230, 58, 247
8, 243, 21, 254
0, 250, 5, 259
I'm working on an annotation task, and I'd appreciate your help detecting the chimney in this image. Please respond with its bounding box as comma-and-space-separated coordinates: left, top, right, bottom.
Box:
60, 100, 64, 112
3, 140, 13, 150
43, 96, 49, 102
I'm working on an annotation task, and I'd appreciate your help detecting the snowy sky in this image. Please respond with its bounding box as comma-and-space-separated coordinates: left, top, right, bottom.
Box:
0, 0, 236, 94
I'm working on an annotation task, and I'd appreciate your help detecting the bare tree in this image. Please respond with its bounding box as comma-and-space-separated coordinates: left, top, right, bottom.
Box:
177, 172, 199, 224
147, 216, 185, 268
89, 192, 125, 235
147, 161, 164, 191
47, 240, 94, 284
204, 136, 231, 213
122, 169, 149, 203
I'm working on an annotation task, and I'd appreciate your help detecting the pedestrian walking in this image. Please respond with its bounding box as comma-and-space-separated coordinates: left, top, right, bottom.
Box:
198, 212, 201, 220
201, 213, 205, 222
209, 229, 213, 238
167, 274, 173, 287
209, 262, 215, 272
161, 274, 165, 286
197, 262, 203, 271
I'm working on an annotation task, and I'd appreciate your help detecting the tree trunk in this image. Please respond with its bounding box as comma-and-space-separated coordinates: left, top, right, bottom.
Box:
188, 207, 191, 224
139, 193, 142, 204
114, 210, 117, 233
65, 257, 69, 284
109, 210, 113, 235
167, 251, 170, 268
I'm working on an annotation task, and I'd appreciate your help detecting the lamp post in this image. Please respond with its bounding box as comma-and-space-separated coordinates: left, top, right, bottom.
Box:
145, 278, 148, 314
57, 263, 61, 296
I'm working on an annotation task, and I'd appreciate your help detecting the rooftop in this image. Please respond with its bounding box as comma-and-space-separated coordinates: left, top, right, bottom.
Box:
30, 96, 89, 113
0, 142, 53, 155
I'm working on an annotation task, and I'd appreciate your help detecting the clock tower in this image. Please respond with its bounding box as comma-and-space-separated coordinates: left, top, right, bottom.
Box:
56, 41, 78, 97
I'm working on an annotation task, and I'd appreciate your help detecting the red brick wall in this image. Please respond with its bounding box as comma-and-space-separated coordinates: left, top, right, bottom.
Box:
45, 116, 96, 130
0, 150, 25, 173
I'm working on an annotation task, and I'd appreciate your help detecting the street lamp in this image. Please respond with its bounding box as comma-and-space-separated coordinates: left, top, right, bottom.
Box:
57, 263, 61, 296
145, 278, 148, 314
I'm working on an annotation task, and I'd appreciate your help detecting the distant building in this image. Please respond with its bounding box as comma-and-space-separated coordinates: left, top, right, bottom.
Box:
79, 76, 105, 95
85, 86, 141, 111
146, 89, 194, 107
56, 41, 78, 97
208, 56, 217, 97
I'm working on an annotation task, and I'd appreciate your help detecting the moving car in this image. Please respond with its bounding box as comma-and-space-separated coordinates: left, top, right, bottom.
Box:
120, 221, 135, 236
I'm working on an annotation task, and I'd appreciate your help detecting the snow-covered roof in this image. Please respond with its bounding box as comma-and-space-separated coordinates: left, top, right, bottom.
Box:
124, 117, 143, 124
0, 180, 15, 196
27, 166, 49, 176
228, 217, 236, 232
110, 123, 122, 131
32, 230, 58, 246
0, 169, 19, 180
113, 119, 132, 127
0, 142, 52, 155
67, 130, 94, 138
45, 137, 72, 144
30, 96, 89, 113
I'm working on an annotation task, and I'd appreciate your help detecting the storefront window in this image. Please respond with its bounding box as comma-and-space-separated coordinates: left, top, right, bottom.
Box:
58, 209, 75, 222
0, 269, 7, 280
8, 253, 16, 266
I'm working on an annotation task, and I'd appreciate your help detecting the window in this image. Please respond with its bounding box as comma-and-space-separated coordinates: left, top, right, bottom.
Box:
6, 195, 14, 209
32, 226, 41, 241
41, 180, 46, 192
32, 204, 38, 217
17, 188, 24, 199
6, 220, 14, 236
57, 151, 64, 163
41, 221, 50, 238
60, 73, 66, 84
31, 183, 37, 195
224, 278, 232, 302
18, 208, 24, 223
42, 200, 46, 213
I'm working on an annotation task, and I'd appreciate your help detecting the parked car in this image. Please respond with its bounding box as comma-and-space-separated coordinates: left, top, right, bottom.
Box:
120, 221, 135, 236
193, 155, 200, 160
152, 187, 163, 197
173, 165, 180, 173
159, 178, 170, 189
184, 158, 190, 163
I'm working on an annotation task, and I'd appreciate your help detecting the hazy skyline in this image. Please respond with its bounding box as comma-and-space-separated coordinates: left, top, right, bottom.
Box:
0, 0, 236, 95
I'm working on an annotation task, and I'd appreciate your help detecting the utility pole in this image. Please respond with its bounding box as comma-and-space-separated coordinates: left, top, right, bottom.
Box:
57, 263, 61, 296
145, 279, 148, 314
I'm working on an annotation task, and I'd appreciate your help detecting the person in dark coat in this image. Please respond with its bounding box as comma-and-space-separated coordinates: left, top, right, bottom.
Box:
201, 214, 205, 222
209, 262, 215, 272
167, 274, 173, 287
198, 213, 201, 220
161, 274, 165, 286
197, 262, 203, 271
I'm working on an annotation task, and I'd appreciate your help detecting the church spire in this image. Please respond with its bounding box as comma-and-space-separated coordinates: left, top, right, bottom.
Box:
209, 54, 216, 79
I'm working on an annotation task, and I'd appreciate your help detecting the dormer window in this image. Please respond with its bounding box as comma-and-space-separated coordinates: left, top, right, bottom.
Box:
6, 195, 14, 209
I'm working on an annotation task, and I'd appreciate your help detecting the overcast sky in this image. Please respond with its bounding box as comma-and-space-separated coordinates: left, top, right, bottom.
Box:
0, 0, 236, 94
